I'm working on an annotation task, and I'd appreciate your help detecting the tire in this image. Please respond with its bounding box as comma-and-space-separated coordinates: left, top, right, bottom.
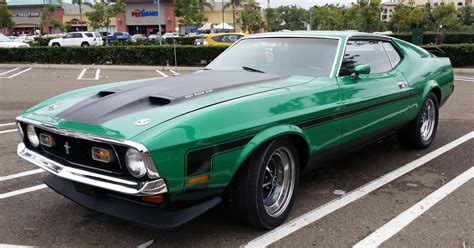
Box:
228, 137, 300, 229
397, 92, 439, 149
52, 43, 60, 47
81, 42, 90, 47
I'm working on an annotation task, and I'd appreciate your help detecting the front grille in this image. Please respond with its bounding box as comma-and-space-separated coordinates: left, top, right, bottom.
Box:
35, 127, 123, 174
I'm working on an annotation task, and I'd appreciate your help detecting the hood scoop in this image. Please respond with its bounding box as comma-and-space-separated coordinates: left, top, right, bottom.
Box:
146, 95, 172, 106
96, 90, 117, 98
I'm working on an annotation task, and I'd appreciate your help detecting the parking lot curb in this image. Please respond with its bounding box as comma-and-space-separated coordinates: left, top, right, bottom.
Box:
0, 63, 203, 71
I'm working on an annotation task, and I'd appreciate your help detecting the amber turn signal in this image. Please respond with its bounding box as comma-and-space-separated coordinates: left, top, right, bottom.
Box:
39, 133, 54, 147
92, 147, 110, 163
186, 174, 209, 185
142, 194, 163, 204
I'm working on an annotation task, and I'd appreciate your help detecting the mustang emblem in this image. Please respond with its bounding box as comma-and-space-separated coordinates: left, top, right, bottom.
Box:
134, 119, 151, 126
64, 141, 71, 155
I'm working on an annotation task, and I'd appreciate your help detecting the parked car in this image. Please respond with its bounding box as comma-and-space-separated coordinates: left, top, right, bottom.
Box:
48, 32, 103, 47
131, 34, 147, 42
148, 34, 160, 42
13, 35, 36, 44
162, 32, 178, 39
199, 33, 245, 46
106, 32, 131, 44
16, 31, 454, 230
0, 34, 29, 48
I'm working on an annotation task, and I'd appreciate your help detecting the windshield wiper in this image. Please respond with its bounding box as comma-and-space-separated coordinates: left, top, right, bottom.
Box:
242, 66, 265, 73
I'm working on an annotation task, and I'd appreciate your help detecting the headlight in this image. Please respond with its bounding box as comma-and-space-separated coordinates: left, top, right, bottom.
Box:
17, 122, 24, 138
27, 125, 39, 147
125, 148, 146, 178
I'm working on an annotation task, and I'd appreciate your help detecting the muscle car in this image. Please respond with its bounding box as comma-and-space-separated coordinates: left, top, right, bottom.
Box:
16, 31, 454, 230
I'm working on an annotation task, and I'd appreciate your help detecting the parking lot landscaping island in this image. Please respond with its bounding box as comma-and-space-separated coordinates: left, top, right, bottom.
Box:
0, 44, 472, 67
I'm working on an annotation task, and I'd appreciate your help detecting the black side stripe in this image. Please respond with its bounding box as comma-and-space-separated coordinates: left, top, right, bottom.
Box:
297, 92, 421, 129
186, 136, 253, 176
186, 91, 421, 176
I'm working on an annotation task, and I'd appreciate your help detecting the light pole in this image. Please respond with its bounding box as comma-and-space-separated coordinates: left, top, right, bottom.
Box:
157, 0, 162, 45
222, 0, 225, 29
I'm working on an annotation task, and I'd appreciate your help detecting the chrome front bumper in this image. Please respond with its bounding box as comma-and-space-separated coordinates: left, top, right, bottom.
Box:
17, 143, 168, 196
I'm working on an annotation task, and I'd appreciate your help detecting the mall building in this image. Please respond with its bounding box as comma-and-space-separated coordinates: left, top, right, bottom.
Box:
6, 0, 63, 35
123, 0, 176, 35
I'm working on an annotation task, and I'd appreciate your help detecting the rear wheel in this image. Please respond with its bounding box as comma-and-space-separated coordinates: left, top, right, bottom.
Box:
397, 92, 439, 149
81, 42, 90, 47
229, 137, 299, 229
52, 43, 60, 47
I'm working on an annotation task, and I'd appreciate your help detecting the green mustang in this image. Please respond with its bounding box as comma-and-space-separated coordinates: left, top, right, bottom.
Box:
16, 31, 454, 229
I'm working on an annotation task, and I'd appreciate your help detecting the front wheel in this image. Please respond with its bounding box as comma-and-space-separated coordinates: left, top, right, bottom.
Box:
397, 92, 439, 149
229, 137, 299, 229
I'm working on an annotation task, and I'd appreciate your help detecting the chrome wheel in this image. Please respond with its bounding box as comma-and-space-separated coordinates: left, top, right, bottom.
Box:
420, 98, 436, 142
262, 147, 296, 217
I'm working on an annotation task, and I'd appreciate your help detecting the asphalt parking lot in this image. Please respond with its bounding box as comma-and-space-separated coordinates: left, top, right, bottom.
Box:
0, 65, 473, 247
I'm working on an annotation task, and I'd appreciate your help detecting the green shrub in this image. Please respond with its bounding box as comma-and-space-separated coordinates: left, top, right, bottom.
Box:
33, 36, 55, 47
0, 45, 228, 66
423, 43, 474, 67
390, 33, 474, 45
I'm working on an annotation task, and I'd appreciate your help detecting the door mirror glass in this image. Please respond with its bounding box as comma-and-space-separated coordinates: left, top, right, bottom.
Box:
353, 64, 371, 79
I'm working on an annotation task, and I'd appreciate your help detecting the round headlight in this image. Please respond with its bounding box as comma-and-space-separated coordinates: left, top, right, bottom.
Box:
27, 125, 39, 147
125, 148, 146, 178
17, 122, 24, 138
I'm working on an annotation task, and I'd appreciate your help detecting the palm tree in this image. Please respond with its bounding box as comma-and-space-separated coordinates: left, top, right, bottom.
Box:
224, 0, 244, 32
72, 0, 92, 31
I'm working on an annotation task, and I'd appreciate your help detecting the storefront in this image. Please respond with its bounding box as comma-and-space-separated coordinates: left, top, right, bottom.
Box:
62, 3, 121, 34
124, 0, 175, 36
8, 0, 63, 35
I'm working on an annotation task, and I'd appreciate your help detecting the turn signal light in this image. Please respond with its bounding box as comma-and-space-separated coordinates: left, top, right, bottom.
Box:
92, 147, 110, 163
142, 194, 163, 204
39, 133, 54, 147
186, 174, 209, 185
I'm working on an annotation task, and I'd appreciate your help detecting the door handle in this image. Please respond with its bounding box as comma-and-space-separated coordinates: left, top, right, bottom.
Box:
398, 81, 408, 89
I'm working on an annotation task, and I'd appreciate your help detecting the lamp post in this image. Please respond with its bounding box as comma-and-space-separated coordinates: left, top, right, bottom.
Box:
222, 0, 225, 30
157, 0, 162, 45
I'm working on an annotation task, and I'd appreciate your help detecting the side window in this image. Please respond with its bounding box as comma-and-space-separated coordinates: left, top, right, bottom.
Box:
73, 33, 83, 38
84, 33, 93, 38
212, 35, 224, 42
339, 40, 393, 76
382, 42, 402, 67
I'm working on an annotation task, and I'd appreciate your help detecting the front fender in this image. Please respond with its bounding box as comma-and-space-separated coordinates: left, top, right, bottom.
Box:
235, 125, 311, 169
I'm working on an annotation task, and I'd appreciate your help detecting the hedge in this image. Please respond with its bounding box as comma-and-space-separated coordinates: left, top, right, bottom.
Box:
0, 43, 472, 67
0, 45, 227, 65
389, 33, 474, 45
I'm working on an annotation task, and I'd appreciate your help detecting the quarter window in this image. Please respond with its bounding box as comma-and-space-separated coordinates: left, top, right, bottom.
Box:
85, 33, 93, 38
382, 42, 402, 67
339, 40, 393, 76
72, 33, 83, 38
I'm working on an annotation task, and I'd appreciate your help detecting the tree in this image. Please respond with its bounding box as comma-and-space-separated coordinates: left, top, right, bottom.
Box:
458, 5, 473, 26
72, 0, 92, 30
312, 5, 344, 30
224, 0, 244, 32
40, 4, 60, 34
432, 4, 462, 31
0, 0, 14, 30
274, 5, 308, 31
174, 0, 210, 27
390, 4, 411, 32
86, 0, 126, 43
238, 0, 263, 33
409, 7, 427, 28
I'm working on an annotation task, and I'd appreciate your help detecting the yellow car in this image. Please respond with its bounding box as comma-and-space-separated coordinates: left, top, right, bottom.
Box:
199, 33, 245, 46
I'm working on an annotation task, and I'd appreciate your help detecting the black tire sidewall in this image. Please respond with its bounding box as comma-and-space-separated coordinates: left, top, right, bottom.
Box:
250, 137, 300, 229
415, 93, 439, 147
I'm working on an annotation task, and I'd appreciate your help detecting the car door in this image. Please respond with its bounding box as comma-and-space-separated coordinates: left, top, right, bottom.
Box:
71, 33, 84, 46
61, 33, 74, 46
337, 39, 411, 144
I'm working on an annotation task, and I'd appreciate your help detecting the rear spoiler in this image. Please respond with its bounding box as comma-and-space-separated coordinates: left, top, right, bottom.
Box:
423, 46, 447, 57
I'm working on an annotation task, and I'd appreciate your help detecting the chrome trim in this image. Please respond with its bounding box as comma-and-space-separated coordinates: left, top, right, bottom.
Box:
16, 116, 159, 179
17, 143, 168, 196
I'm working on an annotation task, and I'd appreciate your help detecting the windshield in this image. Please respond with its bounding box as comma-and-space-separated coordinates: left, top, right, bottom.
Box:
0, 34, 11, 42
208, 37, 339, 77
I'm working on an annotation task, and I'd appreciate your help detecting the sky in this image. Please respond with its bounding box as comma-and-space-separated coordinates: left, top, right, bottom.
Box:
255, 0, 356, 9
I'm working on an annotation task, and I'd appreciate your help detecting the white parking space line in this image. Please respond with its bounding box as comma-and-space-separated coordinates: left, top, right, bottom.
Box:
156, 70, 168, 77
0, 184, 47, 199
354, 167, 474, 248
0, 67, 19, 76
77, 68, 101, 80
243, 131, 474, 248
0, 122, 15, 127
0, 68, 32, 79
454, 76, 474, 82
0, 129, 16, 134
169, 69, 180, 76
0, 244, 35, 248
137, 240, 154, 248
0, 169, 44, 182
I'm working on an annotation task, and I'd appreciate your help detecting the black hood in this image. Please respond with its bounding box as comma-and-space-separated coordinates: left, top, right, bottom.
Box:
56, 70, 288, 124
